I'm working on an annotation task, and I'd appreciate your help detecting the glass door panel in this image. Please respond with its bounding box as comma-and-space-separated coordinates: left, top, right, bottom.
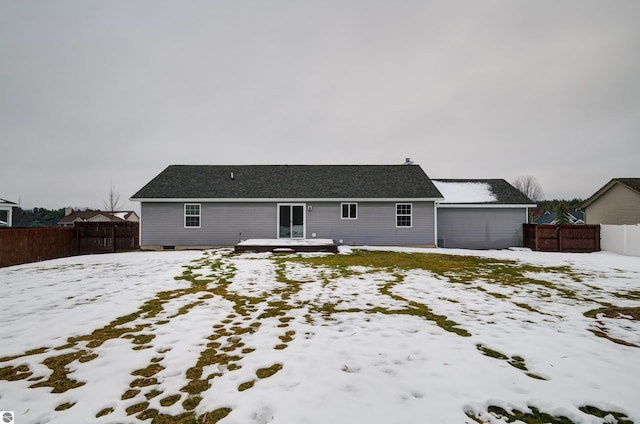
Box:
279, 205, 291, 238
278, 204, 305, 239
291, 205, 304, 238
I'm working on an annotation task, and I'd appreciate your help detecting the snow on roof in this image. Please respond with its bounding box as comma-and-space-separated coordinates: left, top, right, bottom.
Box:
433, 180, 498, 203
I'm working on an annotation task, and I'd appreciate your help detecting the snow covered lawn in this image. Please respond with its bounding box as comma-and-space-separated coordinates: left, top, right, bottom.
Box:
1, 247, 639, 424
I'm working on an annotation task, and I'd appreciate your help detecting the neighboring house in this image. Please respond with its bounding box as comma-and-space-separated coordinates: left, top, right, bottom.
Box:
432, 179, 536, 249
0, 198, 19, 227
533, 210, 585, 225
581, 178, 640, 225
58, 210, 140, 227
131, 164, 535, 250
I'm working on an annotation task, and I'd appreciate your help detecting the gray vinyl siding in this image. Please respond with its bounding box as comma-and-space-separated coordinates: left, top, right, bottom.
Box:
141, 201, 436, 247
307, 201, 435, 246
141, 202, 276, 246
437, 207, 525, 249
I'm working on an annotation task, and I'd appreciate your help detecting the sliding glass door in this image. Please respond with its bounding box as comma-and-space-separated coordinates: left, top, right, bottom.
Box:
278, 204, 305, 238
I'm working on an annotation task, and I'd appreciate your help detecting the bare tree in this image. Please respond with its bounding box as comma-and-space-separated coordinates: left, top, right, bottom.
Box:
103, 181, 122, 212
512, 175, 543, 202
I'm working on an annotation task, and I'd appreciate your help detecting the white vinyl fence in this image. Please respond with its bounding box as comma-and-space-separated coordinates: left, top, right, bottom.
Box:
600, 224, 640, 257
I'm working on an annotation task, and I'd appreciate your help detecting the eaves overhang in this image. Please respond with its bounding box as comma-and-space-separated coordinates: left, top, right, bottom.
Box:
130, 197, 444, 203
436, 203, 536, 209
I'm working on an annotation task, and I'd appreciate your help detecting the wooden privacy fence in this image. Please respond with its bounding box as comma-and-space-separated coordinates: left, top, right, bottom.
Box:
0, 222, 139, 268
523, 224, 600, 253
0, 227, 77, 267
75, 221, 139, 254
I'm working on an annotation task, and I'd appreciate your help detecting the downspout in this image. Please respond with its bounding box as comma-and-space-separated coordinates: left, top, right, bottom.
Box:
434, 201, 439, 247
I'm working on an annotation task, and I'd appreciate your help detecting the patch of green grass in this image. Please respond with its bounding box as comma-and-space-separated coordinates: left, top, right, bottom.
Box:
200, 407, 232, 423
256, 363, 283, 379
238, 380, 255, 391
0, 364, 33, 381
54, 402, 75, 411
579, 406, 633, 423
584, 306, 640, 320
145, 389, 163, 400
130, 377, 157, 388
136, 408, 159, 421
476, 344, 508, 360
514, 302, 543, 313
159, 394, 181, 407
132, 364, 164, 377
78, 352, 98, 363
122, 389, 140, 400
183, 395, 202, 410
285, 249, 586, 294
467, 405, 575, 424
614, 290, 640, 301
0, 347, 48, 364
180, 379, 210, 395
96, 407, 114, 418
476, 344, 547, 380
376, 279, 471, 337
587, 328, 638, 348
29, 351, 87, 393
584, 306, 640, 348
125, 401, 148, 416
279, 330, 295, 343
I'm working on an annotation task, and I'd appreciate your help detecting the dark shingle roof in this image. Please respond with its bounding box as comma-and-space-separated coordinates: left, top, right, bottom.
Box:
131, 165, 443, 200
57, 211, 138, 224
432, 179, 535, 205
533, 210, 584, 225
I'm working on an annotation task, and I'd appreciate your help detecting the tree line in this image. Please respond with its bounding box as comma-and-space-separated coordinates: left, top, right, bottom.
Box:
8, 208, 94, 227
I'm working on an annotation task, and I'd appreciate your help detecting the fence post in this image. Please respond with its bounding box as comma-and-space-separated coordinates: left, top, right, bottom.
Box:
558, 226, 562, 252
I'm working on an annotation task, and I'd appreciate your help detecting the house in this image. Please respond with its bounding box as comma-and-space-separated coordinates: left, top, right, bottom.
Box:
131, 164, 443, 249
57, 210, 140, 227
581, 178, 640, 225
131, 164, 536, 250
0, 198, 19, 227
533, 210, 585, 225
432, 179, 536, 249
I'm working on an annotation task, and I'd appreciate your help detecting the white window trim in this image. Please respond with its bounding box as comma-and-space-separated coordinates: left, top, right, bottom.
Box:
396, 203, 413, 228
277, 203, 306, 239
341, 202, 358, 220
184, 203, 201, 228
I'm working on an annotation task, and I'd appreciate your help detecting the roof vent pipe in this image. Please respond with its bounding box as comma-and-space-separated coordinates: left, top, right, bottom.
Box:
230, 172, 234, 180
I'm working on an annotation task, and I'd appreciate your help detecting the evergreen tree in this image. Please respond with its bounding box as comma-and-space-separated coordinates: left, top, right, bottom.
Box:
555, 203, 571, 225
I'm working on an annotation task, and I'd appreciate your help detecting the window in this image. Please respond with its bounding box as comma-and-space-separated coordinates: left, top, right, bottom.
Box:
396, 203, 412, 227
341, 203, 357, 219
184, 204, 201, 228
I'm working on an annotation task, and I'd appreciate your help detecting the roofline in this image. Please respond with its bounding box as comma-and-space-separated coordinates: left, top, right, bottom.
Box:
437, 203, 536, 208
131, 197, 444, 203
581, 178, 640, 209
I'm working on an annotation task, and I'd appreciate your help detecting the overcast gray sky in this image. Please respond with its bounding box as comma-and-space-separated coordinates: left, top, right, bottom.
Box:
1, 1, 638, 211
